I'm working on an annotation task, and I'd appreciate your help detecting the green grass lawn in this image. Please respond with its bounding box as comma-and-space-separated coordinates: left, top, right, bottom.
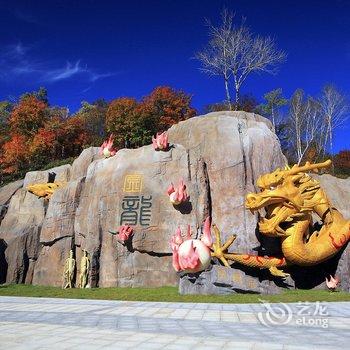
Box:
0, 284, 349, 303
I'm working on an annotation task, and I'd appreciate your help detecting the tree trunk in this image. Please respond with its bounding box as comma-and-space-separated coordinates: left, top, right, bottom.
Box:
235, 87, 239, 111
295, 118, 302, 163
329, 120, 335, 173
322, 116, 330, 159
224, 78, 232, 110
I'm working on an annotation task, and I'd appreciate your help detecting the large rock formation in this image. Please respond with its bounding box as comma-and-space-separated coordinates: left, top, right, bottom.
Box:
0, 165, 72, 284
309, 174, 350, 292
0, 111, 349, 293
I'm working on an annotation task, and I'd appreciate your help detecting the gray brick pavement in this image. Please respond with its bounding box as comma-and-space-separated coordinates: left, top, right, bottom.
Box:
0, 296, 348, 349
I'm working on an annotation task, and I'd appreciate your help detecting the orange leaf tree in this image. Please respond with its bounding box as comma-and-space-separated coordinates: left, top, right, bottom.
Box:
105, 87, 196, 148
60, 115, 91, 158
9, 96, 48, 137
1, 134, 29, 175
334, 150, 350, 176
105, 97, 138, 148
139, 86, 196, 131
29, 127, 58, 166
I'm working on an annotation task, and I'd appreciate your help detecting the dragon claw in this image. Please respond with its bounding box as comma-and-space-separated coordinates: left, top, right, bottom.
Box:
269, 266, 290, 279
211, 225, 237, 267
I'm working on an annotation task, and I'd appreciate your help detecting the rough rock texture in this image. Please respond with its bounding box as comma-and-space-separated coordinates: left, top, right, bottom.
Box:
0, 180, 23, 222
32, 179, 85, 286
312, 174, 350, 292
0, 146, 101, 285
0, 188, 46, 283
0, 165, 77, 283
167, 112, 286, 256
314, 174, 350, 219
71, 147, 101, 181
1, 111, 349, 294
0, 112, 288, 289
179, 265, 286, 295
0, 179, 24, 208
73, 144, 203, 287
23, 164, 71, 188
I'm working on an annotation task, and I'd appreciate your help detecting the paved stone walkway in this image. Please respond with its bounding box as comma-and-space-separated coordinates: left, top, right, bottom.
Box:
0, 296, 349, 349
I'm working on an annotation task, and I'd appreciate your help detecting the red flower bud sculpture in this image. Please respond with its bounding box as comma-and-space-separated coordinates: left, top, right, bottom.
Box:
109, 225, 133, 245
170, 217, 213, 273
325, 275, 340, 292
152, 132, 169, 151
100, 134, 117, 158
167, 179, 189, 205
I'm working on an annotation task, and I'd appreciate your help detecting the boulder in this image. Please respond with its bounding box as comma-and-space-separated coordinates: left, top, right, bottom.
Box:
3, 111, 349, 294
74, 144, 206, 287
32, 179, 85, 286
0, 179, 23, 222
0, 179, 24, 207
0, 164, 72, 284
0, 149, 102, 286
23, 164, 71, 188
313, 174, 350, 219
312, 174, 350, 292
32, 237, 73, 287
0, 189, 45, 283
179, 265, 286, 295
70, 111, 287, 289
167, 111, 286, 256
71, 147, 101, 181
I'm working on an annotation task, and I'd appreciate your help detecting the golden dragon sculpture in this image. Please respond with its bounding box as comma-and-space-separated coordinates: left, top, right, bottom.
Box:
211, 160, 350, 278
27, 182, 66, 199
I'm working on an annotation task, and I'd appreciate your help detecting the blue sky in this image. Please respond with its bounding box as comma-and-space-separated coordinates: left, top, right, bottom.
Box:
0, 0, 349, 152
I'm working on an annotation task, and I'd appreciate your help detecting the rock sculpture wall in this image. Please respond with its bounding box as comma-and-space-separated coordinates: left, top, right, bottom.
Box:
0, 111, 349, 293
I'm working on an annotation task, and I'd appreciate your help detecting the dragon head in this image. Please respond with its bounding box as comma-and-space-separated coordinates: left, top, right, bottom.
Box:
245, 160, 332, 236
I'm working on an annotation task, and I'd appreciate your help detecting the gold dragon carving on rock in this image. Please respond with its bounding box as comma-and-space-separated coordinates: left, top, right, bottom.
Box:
211, 160, 350, 278
27, 181, 66, 199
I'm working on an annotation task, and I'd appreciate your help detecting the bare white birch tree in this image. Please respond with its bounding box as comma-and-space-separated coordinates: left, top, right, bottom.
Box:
320, 85, 348, 157
289, 89, 305, 162
288, 90, 325, 164
298, 97, 324, 164
195, 10, 234, 110
196, 9, 286, 110
230, 30, 286, 109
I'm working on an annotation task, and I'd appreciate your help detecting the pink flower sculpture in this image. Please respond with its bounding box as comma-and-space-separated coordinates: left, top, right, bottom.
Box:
167, 179, 189, 205
117, 225, 133, 242
100, 134, 117, 158
152, 131, 169, 151
325, 275, 340, 291
201, 217, 213, 247
170, 217, 213, 273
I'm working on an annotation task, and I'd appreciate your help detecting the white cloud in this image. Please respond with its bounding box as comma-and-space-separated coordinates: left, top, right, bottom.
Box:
0, 43, 114, 84
43, 61, 87, 82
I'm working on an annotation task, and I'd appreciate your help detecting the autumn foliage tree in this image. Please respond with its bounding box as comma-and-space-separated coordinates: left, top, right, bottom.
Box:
334, 150, 350, 176
1, 134, 29, 174
106, 97, 138, 147
0, 91, 91, 183
60, 115, 91, 157
204, 94, 259, 113
106, 87, 196, 148
76, 100, 108, 145
138, 86, 196, 131
29, 127, 57, 166
9, 96, 48, 137
1, 95, 48, 176
0, 86, 196, 185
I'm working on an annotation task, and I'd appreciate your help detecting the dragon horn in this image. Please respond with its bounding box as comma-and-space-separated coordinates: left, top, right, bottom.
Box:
284, 160, 332, 177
